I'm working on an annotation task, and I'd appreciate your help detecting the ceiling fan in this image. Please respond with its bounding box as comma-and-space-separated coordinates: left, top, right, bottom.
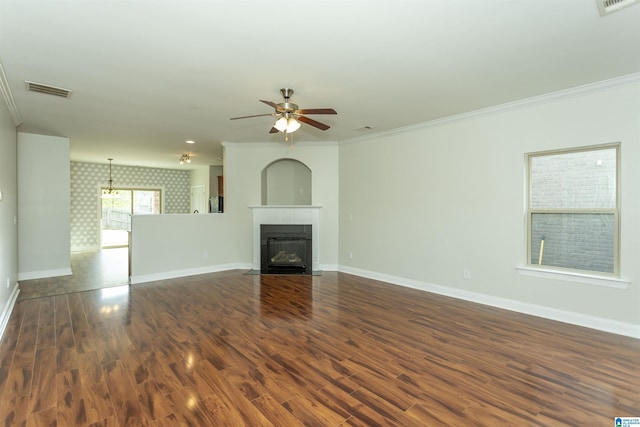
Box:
230, 88, 337, 135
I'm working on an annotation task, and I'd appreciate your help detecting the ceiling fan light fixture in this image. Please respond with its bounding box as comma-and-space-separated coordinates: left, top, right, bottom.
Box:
274, 117, 288, 132
288, 118, 301, 132
274, 117, 300, 133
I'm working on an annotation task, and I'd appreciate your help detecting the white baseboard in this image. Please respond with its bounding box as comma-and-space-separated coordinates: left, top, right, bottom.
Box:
18, 268, 73, 281
130, 263, 253, 285
339, 265, 640, 339
71, 245, 100, 253
0, 284, 20, 341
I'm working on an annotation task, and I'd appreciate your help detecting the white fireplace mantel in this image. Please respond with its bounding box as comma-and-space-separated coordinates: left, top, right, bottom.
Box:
250, 205, 321, 271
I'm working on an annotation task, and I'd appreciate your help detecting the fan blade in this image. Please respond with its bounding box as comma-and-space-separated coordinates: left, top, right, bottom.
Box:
297, 115, 331, 131
260, 100, 283, 111
296, 108, 337, 115
230, 113, 275, 120
269, 127, 279, 134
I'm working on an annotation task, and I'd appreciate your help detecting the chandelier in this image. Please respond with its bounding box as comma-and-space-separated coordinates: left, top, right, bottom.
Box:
101, 158, 120, 198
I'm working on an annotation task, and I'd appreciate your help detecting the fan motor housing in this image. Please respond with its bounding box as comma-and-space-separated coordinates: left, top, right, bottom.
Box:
278, 102, 298, 113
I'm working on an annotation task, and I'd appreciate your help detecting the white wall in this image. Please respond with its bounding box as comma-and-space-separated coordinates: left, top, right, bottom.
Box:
18, 133, 71, 280
130, 141, 340, 283
265, 159, 312, 205
339, 80, 640, 336
130, 213, 241, 283
0, 85, 19, 337
224, 141, 340, 270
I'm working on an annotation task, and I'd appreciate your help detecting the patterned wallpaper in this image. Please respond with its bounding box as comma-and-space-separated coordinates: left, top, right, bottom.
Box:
70, 161, 190, 251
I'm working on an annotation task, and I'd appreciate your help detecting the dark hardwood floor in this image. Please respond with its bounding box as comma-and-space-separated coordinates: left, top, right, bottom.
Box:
1, 269, 639, 426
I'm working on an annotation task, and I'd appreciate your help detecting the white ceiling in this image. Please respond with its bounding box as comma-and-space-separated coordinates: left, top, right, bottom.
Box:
1, 0, 639, 169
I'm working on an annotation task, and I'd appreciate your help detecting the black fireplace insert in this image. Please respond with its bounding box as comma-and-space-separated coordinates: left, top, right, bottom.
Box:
260, 224, 312, 275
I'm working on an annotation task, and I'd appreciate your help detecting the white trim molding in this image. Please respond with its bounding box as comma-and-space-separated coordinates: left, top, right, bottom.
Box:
0, 284, 20, 341
18, 268, 73, 281
130, 262, 252, 285
0, 61, 21, 125
341, 72, 640, 146
339, 265, 640, 339
515, 266, 630, 289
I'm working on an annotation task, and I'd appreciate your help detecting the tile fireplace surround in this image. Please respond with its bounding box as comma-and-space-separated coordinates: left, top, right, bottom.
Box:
251, 206, 321, 272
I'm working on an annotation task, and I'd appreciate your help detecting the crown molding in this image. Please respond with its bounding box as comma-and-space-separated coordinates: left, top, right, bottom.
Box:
341, 72, 640, 145
222, 140, 338, 148
0, 61, 22, 126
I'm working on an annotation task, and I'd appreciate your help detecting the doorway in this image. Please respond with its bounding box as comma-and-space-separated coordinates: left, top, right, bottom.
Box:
101, 188, 162, 247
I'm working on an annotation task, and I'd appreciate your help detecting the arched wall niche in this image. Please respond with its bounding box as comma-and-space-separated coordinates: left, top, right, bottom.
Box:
261, 158, 312, 205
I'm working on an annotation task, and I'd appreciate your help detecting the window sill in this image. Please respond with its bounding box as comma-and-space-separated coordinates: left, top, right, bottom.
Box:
515, 266, 630, 289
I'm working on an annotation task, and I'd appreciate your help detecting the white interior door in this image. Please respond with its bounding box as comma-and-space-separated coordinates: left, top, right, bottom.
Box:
190, 185, 206, 214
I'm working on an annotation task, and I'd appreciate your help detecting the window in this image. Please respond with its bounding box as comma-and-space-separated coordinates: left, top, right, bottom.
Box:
101, 188, 162, 247
526, 144, 619, 275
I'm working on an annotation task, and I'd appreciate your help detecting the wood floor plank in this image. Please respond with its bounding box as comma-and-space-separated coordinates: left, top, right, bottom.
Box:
68, 293, 95, 355
28, 346, 57, 415
54, 295, 78, 373
161, 387, 225, 426
134, 379, 173, 422
193, 362, 274, 426
77, 351, 116, 424
250, 394, 305, 427
3, 268, 639, 425
0, 299, 41, 426
0, 310, 22, 395
133, 351, 183, 396
102, 360, 148, 426
56, 369, 87, 426
10, 299, 40, 368
35, 297, 56, 350
25, 405, 57, 427
87, 415, 119, 427
282, 393, 349, 426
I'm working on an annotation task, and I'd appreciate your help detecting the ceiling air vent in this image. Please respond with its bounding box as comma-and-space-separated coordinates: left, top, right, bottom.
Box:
596, 0, 639, 16
25, 81, 72, 98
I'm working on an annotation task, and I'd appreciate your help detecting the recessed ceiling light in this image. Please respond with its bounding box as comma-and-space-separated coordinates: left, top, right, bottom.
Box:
185, 140, 195, 144
355, 126, 373, 131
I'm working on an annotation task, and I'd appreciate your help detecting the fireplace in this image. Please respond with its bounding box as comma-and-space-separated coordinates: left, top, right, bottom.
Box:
261, 224, 312, 275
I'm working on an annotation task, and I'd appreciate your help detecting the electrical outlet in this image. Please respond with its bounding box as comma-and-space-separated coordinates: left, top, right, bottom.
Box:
6, 278, 10, 288
349, 251, 353, 259
463, 270, 471, 280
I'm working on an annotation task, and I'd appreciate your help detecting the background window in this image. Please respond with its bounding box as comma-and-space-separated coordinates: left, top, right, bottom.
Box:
101, 189, 162, 247
527, 145, 619, 275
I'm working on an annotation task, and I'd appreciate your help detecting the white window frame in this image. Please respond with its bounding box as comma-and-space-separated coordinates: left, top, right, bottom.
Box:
523, 143, 621, 282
